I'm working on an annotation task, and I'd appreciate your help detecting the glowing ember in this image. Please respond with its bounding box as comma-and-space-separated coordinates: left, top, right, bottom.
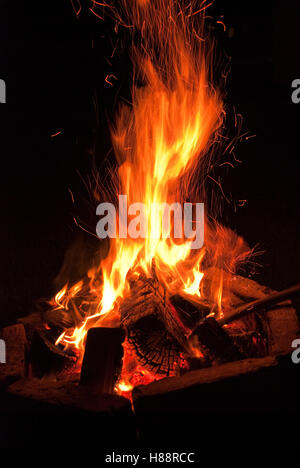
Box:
46, 0, 252, 393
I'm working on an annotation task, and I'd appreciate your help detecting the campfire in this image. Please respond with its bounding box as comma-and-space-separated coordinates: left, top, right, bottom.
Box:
44, 0, 261, 392
1, 0, 299, 447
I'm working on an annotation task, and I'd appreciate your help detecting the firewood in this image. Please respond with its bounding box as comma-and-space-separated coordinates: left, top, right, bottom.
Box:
228, 330, 267, 358
127, 315, 182, 375
218, 282, 300, 326
120, 275, 190, 375
169, 293, 210, 330
202, 267, 272, 303
17, 312, 43, 342
29, 327, 76, 378
121, 271, 288, 373
43, 307, 77, 329
80, 327, 125, 393
191, 282, 300, 364
157, 301, 190, 352
120, 293, 161, 326
192, 316, 244, 364
42, 296, 88, 330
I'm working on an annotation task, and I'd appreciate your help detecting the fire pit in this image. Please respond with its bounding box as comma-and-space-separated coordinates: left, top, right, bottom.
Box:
1, 270, 299, 446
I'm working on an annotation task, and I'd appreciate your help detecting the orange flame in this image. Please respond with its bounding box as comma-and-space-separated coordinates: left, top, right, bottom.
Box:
48, 1, 252, 391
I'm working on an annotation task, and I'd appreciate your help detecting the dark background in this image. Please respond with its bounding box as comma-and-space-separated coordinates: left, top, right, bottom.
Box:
0, 0, 300, 327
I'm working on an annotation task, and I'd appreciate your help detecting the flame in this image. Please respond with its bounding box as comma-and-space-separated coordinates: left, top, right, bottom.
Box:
184, 270, 204, 297
54, 284, 68, 308
98, 0, 223, 308
51, 281, 84, 311
47, 1, 252, 391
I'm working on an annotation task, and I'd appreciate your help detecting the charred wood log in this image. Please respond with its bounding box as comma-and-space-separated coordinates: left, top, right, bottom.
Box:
228, 329, 268, 358
29, 327, 76, 378
17, 312, 44, 343
201, 267, 272, 303
190, 282, 300, 364
192, 316, 244, 364
169, 293, 210, 330
120, 276, 190, 376
121, 271, 300, 373
218, 282, 300, 326
126, 316, 183, 375
179, 328, 268, 372
80, 327, 125, 393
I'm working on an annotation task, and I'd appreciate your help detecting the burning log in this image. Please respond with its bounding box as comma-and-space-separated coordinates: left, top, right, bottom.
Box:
120, 275, 189, 375
42, 307, 77, 330
126, 316, 183, 375
218, 282, 300, 326
202, 267, 273, 304
191, 316, 244, 364
191, 282, 300, 363
169, 293, 210, 329
80, 327, 125, 393
0, 313, 77, 379
121, 270, 300, 376
227, 330, 267, 358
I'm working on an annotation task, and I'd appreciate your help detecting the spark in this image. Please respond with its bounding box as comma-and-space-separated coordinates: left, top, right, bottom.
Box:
68, 188, 75, 204
73, 217, 99, 239
70, 0, 81, 17
219, 161, 234, 168
216, 20, 226, 31
111, 39, 119, 58
89, 7, 104, 20
105, 74, 118, 86
208, 175, 230, 204
51, 131, 62, 138
238, 200, 247, 207
187, 1, 214, 18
